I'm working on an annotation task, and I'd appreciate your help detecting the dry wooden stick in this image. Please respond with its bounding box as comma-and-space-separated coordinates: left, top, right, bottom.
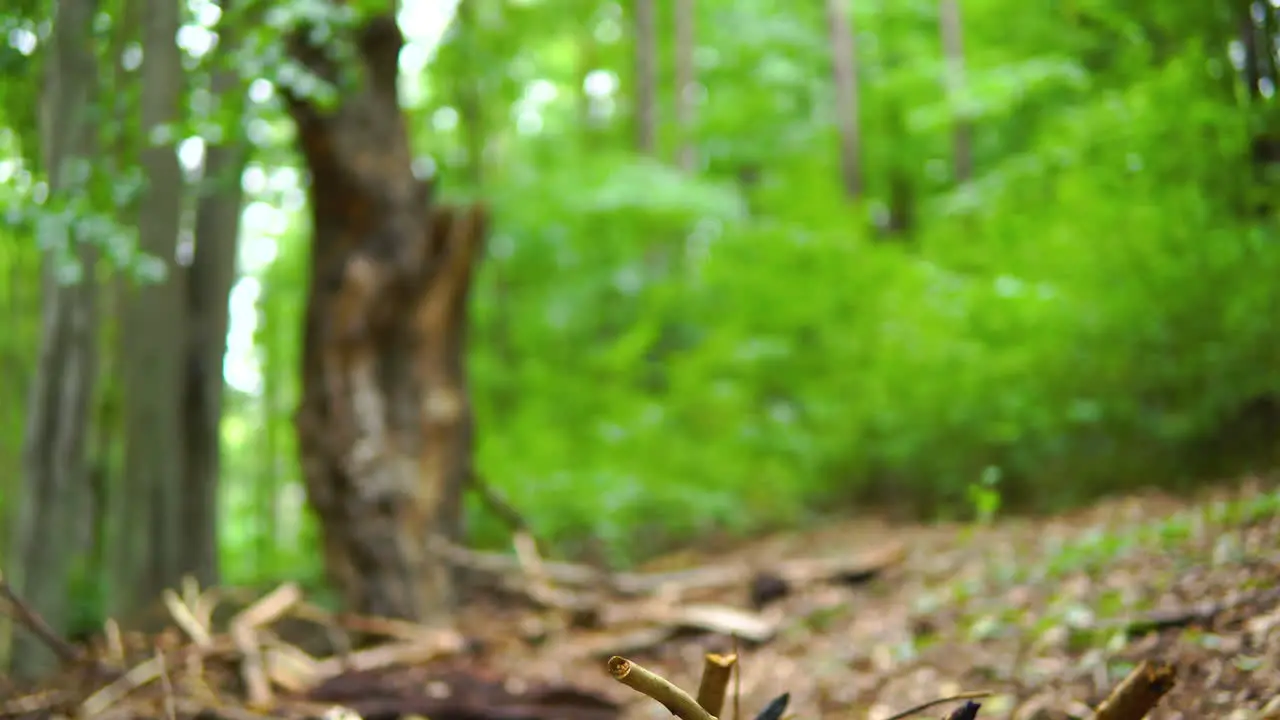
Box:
882, 691, 992, 720
696, 653, 737, 717
80, 654, 165, 716
732, 635, 741, 720
1090, 660, 1176, 720
0, 575, 84, 666
230, 582, 301, 707
162, 589, 213, 647
609, 655, 717, 720
156, 648, 177, 720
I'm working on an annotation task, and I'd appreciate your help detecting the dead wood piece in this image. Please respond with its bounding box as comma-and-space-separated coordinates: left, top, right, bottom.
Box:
618, 541, 907, 598
231, 583, 303, 630
310, 631, 466, 679
163, 589, 213, 647
0, 575, 86, 668
1116, 586, 1280, 637
659, 604, 777, 643
80, 653, 167, 717
565, 602, 774, 658
882, 692, 991, 720
438, 539, 905, 608
573, 626, 676, 659
308, 665, 620, 720
231, 619, 272, 707
262, 634, 323, 692
229, 582, 304, 707
695, 653, 736, 717
0, 688, 74, 716
434, 538, 611, 591
1089, 660, 1176, 720
608, 655, 716, 720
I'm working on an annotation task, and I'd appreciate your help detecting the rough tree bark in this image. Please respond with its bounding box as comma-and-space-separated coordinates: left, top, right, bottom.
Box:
285, 12, 487, 625
6, 0, 102, 678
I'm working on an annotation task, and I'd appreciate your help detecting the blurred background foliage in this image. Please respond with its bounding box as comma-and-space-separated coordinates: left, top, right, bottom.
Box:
0, 0, 1277, 596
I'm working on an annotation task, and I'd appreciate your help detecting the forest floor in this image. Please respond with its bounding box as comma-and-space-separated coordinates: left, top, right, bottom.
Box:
4, 480, 1279, 720
458, 479, 1280, 720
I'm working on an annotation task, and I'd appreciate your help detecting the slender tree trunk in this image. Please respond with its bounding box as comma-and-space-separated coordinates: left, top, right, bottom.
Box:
99, 0, 140, 619
938, 0, 972, 183
6, 0, 102, 678
119, 0, 186, 610
182, 1, 249, 587
632, 0, 657, 155
286, 13, 486, 625
673, 0, 697, 173
825, 0, 862, 198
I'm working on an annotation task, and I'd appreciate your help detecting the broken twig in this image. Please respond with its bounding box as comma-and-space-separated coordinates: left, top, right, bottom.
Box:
609, 655, 716, 720
695, 653, 737, 718
1090, 660, 1176, 720
883, 691, 992, 720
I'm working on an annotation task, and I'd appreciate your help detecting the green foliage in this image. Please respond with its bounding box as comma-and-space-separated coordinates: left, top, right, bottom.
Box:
5, 0, 1278, 588
210, 0, 1280, 573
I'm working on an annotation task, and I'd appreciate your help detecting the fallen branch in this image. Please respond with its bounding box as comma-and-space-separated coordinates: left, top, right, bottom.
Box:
0, 574, 85, 667
1116, 587, 1280, 637
436, 539, 905, 601
608, 655, 716, 720
883, 691, 991, 720
1089, 660, 1176, 720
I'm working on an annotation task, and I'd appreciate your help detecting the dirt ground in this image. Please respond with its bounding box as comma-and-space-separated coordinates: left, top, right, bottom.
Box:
459, 480, 1280, 720
3, 479, 1277, 719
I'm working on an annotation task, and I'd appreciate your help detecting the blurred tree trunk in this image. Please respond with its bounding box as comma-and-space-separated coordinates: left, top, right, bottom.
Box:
673, 0, 696, 173
1240, 0, 1278, 215
96, 0, 137, 618
182, 2, 249, 587
286, 12, 486, 624
118, 0, 187, 611
632, 0, 656, 155
6, 0, 102, 678
825, 0, 862, 198
938, 0, 972, 183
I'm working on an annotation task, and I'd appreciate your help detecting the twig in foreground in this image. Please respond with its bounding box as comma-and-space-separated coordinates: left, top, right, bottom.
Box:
883, 691, 992, 720
695, 652, 737, 718
944, 700, 982, 720
1090, 660, 1176, 720
752, 693, 790, 720
609, 655, 717, 720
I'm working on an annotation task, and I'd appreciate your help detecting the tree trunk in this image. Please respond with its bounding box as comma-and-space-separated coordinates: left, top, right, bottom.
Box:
632, 0, 657, 155
285, 13, 486, 625
182, 2, 249, 588
6, 0, 102, 678
938, 0, 972, 183
673, 0, 697, 173
118, 0, 187, 612
825, 0, 862, 199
